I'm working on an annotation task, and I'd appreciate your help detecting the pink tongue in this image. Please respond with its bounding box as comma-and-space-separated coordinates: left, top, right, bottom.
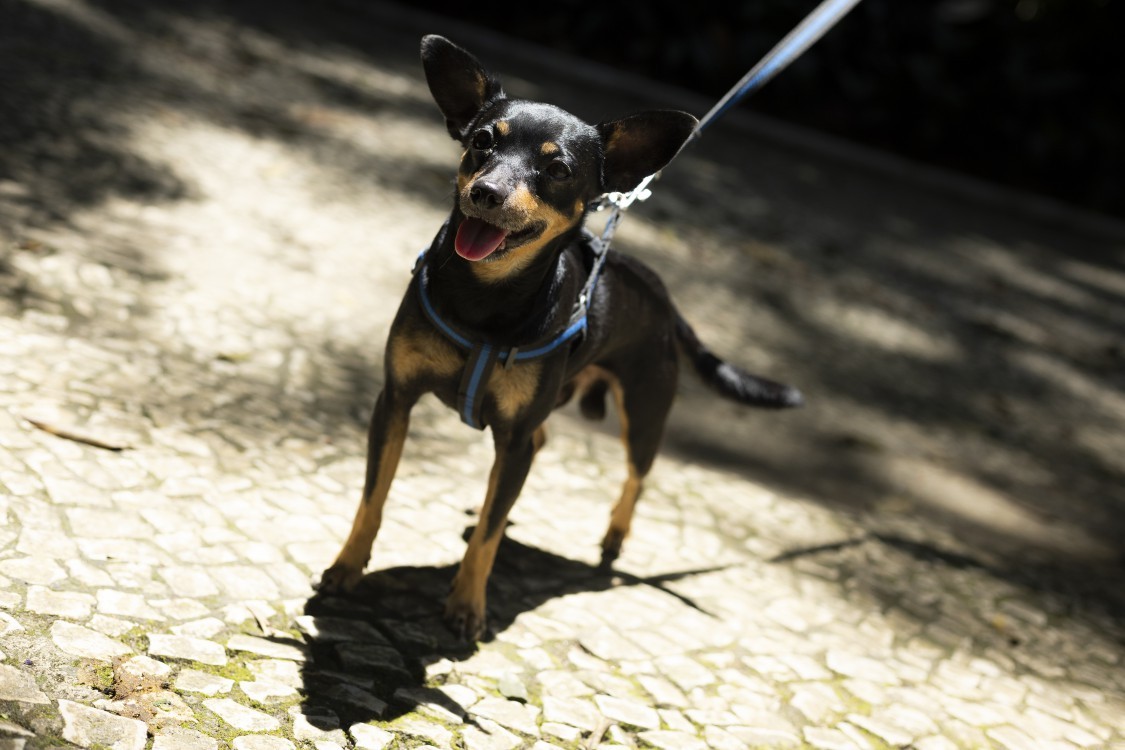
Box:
455, 218, 508, 261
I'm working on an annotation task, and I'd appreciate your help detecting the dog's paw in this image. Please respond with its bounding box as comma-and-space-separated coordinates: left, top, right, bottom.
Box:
599, 529, 625, 570
315, 563, 364, 594
443, 597, 487, 642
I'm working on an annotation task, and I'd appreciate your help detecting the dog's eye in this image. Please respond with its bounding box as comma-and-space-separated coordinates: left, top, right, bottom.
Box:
471, 129, 494, 151
545, 160, 572, 180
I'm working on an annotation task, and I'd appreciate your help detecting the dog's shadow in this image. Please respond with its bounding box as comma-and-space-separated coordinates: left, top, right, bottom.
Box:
294, 526, 725, 732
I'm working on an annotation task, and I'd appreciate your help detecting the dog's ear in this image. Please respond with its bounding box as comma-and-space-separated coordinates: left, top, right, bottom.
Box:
596, 111, 698, 193
421, 35, 505, 141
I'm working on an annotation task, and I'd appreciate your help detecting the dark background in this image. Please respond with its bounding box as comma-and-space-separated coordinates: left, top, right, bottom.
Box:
411, 0, 1123, 219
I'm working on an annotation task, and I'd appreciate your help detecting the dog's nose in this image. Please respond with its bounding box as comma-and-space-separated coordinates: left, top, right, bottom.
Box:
469, 180, 507, 209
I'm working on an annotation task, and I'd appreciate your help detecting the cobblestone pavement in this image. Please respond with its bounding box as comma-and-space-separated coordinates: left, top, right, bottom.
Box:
2, 1, 1125, 749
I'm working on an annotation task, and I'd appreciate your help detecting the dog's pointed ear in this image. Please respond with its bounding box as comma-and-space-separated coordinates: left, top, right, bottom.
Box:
421, 35, 505, 141
596, 111, 698, 193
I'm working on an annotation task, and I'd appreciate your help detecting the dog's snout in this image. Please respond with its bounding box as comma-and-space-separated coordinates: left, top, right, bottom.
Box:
469, 180, 507, 209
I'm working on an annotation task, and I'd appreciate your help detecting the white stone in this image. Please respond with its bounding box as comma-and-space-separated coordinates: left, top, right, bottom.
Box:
232, 736, 295, 750
0, 721, 34, 738
17, 528, 78, 558
654, 655, 715, 691
541, 723, 581, 743
289, 705, 347, 744
914, 738, 959, 750
159, 567, 220, 598
538, 670, 595, 699
248, 659, 302, 688
59, 700, 147, 750
825, 650, 901, 685
704, 726, 748, 750
227, 633, 308, 661
172, 617, 226, 639
350, 724, 394, 750
391, 717, 454, 747
791, 683, 844, 723
0, 612, 23, 636
51, 621, 133, 662
26, 586, 95, 618
88, 614, 137, 637
594, 694, 661, 730
210, 566, 280, 599
175, 669, 234, 695
541, 697, 601, 732
97, 589, 166, 620
240, 680, 299, 703
637, 674, 687, 708
803, 726, 859, 750
149, 634, 227, 665
0, 665, 49, 704
658, 710, 695, 734
727, 726, 801, 748
0, 557, 66, 585
986, 726, 1040, 750
66, 508, 154, 539
838, 722, 876, 750
67, 559, 116, 587
153, 728, 219, 750
461, 718, 522, 750
470, 697, 540, 736
578, 627, 649, 661
637, 730, 708, 750
153, 598, 211, 620
203, 698, 280, 731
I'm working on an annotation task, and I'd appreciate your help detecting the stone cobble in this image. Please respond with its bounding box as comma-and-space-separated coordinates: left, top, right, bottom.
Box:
2, 2, 1125, 750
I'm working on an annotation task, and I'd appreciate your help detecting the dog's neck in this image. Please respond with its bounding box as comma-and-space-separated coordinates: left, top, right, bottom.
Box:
426, 212, 584, 344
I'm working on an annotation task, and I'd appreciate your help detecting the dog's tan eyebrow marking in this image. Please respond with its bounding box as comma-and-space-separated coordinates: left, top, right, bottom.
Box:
495, 120, 510, 136
540, 141, 560, 155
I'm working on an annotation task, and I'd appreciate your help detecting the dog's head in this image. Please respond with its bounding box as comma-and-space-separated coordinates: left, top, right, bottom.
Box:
421, 35, 696, 281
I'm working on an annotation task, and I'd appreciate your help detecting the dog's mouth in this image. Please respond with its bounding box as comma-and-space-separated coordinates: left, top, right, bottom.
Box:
455, 217, 539, 262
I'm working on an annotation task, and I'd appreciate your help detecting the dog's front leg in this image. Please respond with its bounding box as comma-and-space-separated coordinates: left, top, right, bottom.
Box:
444, 425, 542, 641
319, 387, 413, 592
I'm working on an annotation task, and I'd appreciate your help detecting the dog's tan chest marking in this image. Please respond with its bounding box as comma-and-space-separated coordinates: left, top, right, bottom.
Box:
388, 328, 463, 384
488, 360, 543, 421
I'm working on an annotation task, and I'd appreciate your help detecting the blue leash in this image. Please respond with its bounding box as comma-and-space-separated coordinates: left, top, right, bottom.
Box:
691, 0, 865, 141
588, 0, 863, 278
421, 0, 863, 429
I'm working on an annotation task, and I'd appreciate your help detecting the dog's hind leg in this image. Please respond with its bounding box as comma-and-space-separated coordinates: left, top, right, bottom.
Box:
599, 357, 678, 569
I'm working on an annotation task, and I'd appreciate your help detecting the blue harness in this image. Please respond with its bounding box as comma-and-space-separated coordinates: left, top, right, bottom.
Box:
413, 234, 606, 430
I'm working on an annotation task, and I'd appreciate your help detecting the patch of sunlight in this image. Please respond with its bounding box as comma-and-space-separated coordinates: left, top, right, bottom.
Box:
809, 298, 960, 361
950, 235, 1094, 309
21, 0, 133, 43
1058, 257, 1125, 299
1014, 349, 1125, 422
879, 455, 1116, 562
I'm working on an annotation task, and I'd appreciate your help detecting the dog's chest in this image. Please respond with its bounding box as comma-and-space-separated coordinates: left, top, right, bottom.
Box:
388, 324, 545, 425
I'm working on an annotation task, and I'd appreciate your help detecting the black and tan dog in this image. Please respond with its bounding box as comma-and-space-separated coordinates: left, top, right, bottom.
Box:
317, 35, 802, 640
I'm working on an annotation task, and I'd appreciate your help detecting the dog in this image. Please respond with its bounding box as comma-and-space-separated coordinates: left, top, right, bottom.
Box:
317, 35, 802, 641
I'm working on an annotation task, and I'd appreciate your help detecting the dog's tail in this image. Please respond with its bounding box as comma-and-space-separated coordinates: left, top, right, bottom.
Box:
675, 314, 803, 409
